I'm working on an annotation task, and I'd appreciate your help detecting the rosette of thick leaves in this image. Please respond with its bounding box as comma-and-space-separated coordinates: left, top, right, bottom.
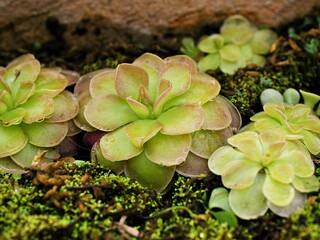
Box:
0, 54, 79, 173
250, 102, 320, 156
197, 15, 277, 75
74, 53, 241, 193
208, 130, 319, 220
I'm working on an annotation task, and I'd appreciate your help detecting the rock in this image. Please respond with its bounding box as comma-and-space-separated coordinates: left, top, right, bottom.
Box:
0, 0, 319, 55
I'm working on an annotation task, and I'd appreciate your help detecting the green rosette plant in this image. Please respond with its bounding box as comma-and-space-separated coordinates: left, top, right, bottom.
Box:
182, 15, 277, 75
249, 102, 320, 156
0, 54, 79, 173
208, 130, 319, 220
74, 53, 241, 193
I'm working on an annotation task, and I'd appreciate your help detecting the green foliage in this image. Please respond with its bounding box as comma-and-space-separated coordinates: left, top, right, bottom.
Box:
74, 53, 241, 193
181, 15, 277, 75
208, 130, 319, 219
0, 55, 79, 174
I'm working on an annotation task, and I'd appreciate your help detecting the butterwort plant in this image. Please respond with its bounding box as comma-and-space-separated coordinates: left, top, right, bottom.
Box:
181, 15, 277, 75
74, 53, 241, 193
0, 54, 79, 173
208, 130, 319, 219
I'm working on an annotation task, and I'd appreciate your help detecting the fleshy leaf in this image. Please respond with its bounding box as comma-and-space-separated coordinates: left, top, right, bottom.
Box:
191, 128, 233, 159
302, 115, 320, 133
4, 56, 40, 86
219, 58, 242, 75
216, 95, 242, 131
268, 190, 306, 218
153, 79, 172, 115
202, 98, 232, 130
219, 45, 241, 62
21, 94, 55, 124
160, 62, 191, 99
263, 175, 295, 207
91, 142, 124, 174
99, 126, 143, 161
165, 55, 198, 75
176, 152, 209, 177
12, 81, 35, 107
133, 53, 166, 102
208, 146, 245, 175
221, 159, 262, 189
145, 133, 192, 166
33, 68, 68, 97
229, 173, 268, 220
299, 130, 320, 155
292, 175, 320, 193
115, 64, 149, 100
263, 103, 287, 123
268, 161, 295, 184
209, 187, 232, 212
227, 131, 263, 161
11, 143, 59, 168
0, 108, 26, 126
126, 97, 150, 119
73, 91, 95, 132
198, 53, 220, 72
251, 29, 277, 54
198, 34, 224, 53
279, 150, 314, 178
0, 157, 27, 174
89, 70, 117, 98
22, 122, 68, 147
84, 94, 139, 131
124, 151, 176, 194
164, 73, 221, 110
157, 104, 204, 135
124, 120, 161, 147
46, 90, 79, 123
0, 124, 28, 158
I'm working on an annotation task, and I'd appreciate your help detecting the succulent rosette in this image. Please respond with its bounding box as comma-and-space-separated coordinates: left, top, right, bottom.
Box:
74, 53, 241, 193
249, 102, 320, 156
0, 54, 79, 173
208, 130, 319, 220
196, 15, 277, 75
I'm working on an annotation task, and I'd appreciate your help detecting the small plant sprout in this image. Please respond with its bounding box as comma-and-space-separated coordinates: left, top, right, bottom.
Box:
0, 54, 79, 173
74, 53, 241, 193
208, 130, 319, 220
182, 15, 277, 75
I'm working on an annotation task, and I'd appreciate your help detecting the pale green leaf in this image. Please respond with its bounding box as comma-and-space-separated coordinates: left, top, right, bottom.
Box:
12, 81, 35, 107
157, 104, 204, 135
21, 94, 55, 123
33, 68, 68, 97
115, 64, 149, 100
292, 175, 320, 193
89, 70, 117, 98
300, 130, 320, 155
124, 151, 175, 194
209, 187, 232, 212
46, 90, 79, 123
22, 122, 68, 147
198, 34, 224, 53
268, 161, 295, 184
202, 98, 232, 130
208, 146, 245, 175
229, 173, 268, 220
0, 108, 26, 126
221, 159, 262, 189
99, 126, 143, 161
227, 131, 263, 161
126, 97, 150, 119
165, 55, 198, 75
159, 62, 191, 100
198, 53, 220, 72
219, 45, 241, 62
145, 133, 192, 166
0, 157, 27, 174
84, 94, 139, 131
0, 124, 28, 158
191, 128, 233, 159
263, 175, 295, 207
124, 120, 161, 147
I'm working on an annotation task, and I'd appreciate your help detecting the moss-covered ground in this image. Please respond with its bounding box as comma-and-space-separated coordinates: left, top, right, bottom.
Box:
1, 10, 320, 240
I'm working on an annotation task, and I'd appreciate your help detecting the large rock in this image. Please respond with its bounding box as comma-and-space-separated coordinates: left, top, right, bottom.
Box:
0, 0, 319, 53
